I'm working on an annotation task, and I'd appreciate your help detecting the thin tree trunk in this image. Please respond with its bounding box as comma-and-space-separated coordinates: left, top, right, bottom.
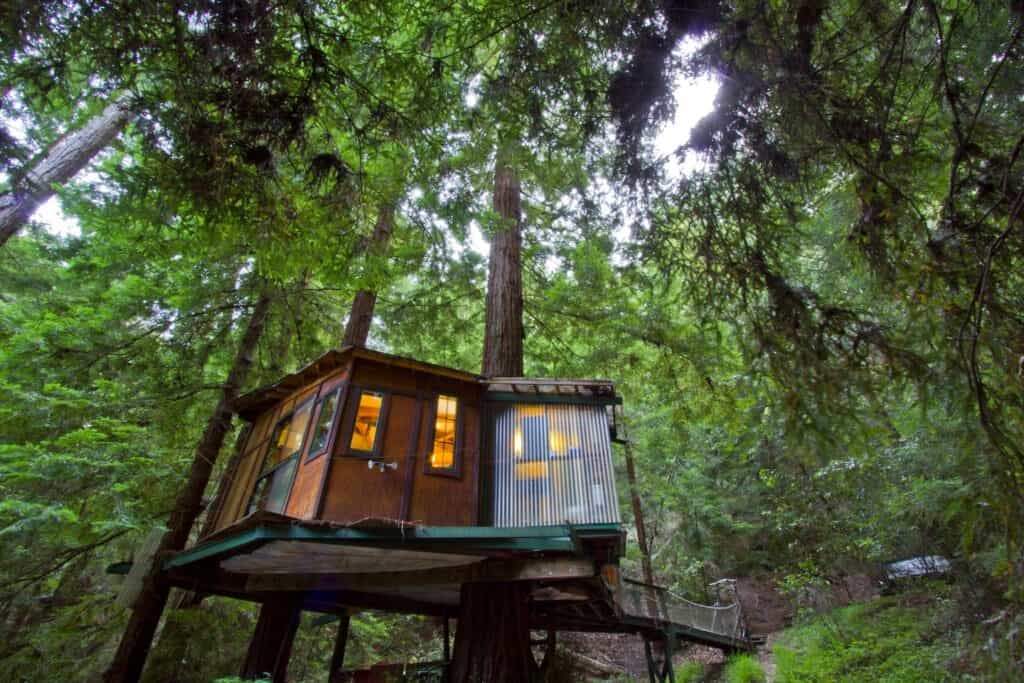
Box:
342, 203, 395, 347
482, 147, 524, 377
0, 95, 133, 247
104, 291, 273, 683
623, 437, 655, 585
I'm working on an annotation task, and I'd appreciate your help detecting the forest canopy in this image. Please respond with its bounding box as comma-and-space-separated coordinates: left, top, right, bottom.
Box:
0, 0, 1022, 679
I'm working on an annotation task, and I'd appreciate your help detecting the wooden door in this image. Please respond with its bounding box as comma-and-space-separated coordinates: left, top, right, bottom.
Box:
319, 390, 420, 524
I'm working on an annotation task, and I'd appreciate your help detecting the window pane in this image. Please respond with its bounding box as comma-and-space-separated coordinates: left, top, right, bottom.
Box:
308, 389, 340, 455
261, 417, 292, 475
429, 395, 458, 470
285, 400, 314, 458
263, 457, 299, 514
349, 391, 384, 452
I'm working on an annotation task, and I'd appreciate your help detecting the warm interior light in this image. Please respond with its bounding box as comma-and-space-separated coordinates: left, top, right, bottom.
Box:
349, 391, 383, 451
429, 395, 457, 469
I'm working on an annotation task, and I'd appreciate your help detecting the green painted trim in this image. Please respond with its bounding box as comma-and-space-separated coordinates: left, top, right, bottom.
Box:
165, 522, 624, 571
163, 528, 268, 569
483, 392, 622, 406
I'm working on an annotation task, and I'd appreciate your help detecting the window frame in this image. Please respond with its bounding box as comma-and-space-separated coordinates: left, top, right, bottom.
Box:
248, 397, 315, 514
304, 386, 343, 463
423, 393, 463, 479
339, 386, 390, 458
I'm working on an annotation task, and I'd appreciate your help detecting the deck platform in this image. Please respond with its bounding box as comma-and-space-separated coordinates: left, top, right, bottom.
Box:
164, 513, 750, 652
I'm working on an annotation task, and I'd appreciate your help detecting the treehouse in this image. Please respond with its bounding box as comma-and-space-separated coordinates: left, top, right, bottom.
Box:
165, 346, 628, 613
161, 346, 750, 682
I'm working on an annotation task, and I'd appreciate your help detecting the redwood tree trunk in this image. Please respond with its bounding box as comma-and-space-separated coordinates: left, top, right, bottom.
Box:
450, 582, 536, 683
342, 203, 395, 347
481, 150, 524, 377
451, 149, 534, 680
103, 291, 272, 683
0, 95, 132, 247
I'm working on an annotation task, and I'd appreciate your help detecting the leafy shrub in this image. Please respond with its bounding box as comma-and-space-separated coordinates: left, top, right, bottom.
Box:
677, 660, 705, 683
774, 596, 960, 682
722, 653, 765, 683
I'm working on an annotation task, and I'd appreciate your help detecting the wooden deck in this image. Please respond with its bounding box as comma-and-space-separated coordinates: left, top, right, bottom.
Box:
163, 513, 750, 652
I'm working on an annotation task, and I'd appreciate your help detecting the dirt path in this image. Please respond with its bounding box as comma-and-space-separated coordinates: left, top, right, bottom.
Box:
757, 632, 778, 683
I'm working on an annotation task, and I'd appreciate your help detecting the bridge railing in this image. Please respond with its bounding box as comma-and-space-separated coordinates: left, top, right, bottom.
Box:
612, 578, 748, 645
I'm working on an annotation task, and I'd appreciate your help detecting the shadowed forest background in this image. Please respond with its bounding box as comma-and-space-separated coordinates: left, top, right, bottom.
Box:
0, 0, 1022, 680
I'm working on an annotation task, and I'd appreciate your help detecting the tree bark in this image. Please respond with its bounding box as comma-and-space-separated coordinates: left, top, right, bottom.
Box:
342, 203, 395, 347
450, 582, 536, 683
240, 599, 302, 682
0, 95, 133, 247
103, 291, 273, 683
623, 437, 655, 585
482, 148, 524, 378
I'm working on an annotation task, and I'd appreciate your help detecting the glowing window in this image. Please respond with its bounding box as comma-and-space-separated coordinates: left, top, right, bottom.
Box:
349, 391, 384, 452
428, 395, 458, 472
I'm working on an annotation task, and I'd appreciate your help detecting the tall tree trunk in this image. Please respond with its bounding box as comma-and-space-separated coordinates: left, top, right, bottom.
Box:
0, 95, 133, 247
481, 148, 524, 377
342, 203, 395, 347
450, 582, 536, 683
104, 291, 273, 683
451, 148, 534, 681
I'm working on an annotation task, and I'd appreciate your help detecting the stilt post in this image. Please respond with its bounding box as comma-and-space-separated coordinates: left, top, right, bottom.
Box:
327, 613, 351, 683
241, 599, 302, 682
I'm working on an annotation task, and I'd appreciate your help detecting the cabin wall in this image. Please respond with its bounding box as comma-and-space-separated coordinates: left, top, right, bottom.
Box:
406, 401, 479, 526
208, 355, 484, 535
209, 364, 349, 533
212, 398, 290, 533
487, 402, 621, 527
283, 370, 348, 519
318, 358, 481, 527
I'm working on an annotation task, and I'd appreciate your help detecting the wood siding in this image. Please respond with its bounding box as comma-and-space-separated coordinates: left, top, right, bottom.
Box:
209, 355, 482, 533
407, 402, 479, 526
210, 365, 349, 533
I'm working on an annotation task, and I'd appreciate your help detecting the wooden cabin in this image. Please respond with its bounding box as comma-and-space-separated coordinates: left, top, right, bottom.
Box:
205, 346, 624, 537
160, 347, 752, 677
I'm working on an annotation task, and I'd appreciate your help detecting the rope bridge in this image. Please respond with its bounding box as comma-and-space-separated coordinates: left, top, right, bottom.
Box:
612, 578, 752, 651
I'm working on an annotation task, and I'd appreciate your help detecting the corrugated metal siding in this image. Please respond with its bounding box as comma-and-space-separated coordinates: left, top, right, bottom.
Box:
491, 403, 620, 526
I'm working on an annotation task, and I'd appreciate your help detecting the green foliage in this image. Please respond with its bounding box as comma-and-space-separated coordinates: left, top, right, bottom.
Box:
774, 594, 960, 683
676, 660, 705, 683
722, 654, 766, 683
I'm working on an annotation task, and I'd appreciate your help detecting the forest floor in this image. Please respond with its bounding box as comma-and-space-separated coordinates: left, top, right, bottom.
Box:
559, 575, 796, 680
560, 573, 893, 681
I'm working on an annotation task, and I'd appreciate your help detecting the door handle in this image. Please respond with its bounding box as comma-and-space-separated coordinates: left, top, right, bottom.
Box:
367, 459, 397, 472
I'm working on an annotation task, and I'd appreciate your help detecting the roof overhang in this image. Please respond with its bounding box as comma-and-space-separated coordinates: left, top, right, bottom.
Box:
234, 346, 482, 420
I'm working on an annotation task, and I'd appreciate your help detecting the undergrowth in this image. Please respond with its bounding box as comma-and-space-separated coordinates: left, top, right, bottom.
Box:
722, 653, 765, 683
774, 590, 960, 682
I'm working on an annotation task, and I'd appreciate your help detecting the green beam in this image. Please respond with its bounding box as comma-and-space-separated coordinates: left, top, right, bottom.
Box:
164, 522, 623, 571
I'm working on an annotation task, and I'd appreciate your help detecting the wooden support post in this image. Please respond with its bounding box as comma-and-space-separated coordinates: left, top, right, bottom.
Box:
442, 616, 450, 663
644, 639, 657, 683
327, 613, 351, 683
240, 599, 302, 682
